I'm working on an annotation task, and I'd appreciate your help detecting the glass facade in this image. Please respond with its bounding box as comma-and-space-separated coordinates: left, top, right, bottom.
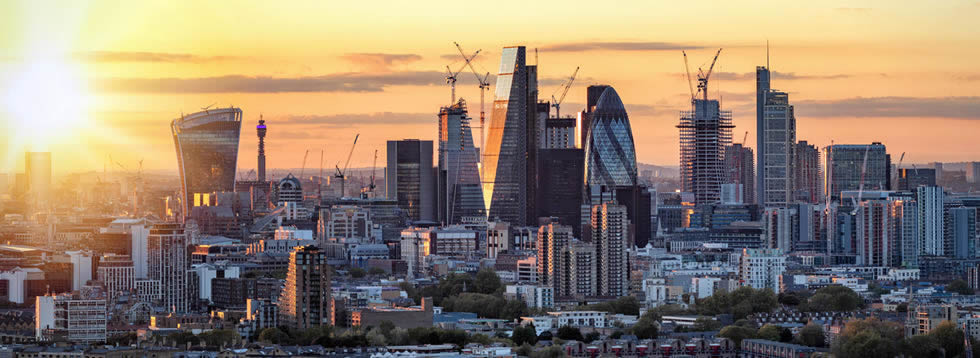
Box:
386, 140, 435, 222
584, 87, 637, 190
438, 100, 485, 224
483, 46, 535, 225
171, 108, 242, 216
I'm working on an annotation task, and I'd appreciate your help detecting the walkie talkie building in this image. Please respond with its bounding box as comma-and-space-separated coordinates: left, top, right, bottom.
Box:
171, 107, 243, 216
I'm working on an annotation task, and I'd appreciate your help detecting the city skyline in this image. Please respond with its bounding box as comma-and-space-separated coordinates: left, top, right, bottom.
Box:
1, 1, 979, 175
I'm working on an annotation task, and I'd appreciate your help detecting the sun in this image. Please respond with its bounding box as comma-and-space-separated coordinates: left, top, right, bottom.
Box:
2, 56, 91, 149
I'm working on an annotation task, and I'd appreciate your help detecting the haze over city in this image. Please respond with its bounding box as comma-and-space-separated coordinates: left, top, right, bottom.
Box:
1, 1, 979, 175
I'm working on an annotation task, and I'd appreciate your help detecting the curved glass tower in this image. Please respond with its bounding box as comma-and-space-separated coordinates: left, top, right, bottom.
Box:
171, 107, 243, 216
584, 87, 637, 191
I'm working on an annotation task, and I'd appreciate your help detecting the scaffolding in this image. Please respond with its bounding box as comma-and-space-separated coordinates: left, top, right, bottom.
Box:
678, 98, 733, 206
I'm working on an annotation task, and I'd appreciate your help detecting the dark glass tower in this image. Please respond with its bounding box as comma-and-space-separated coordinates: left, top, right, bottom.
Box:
483, 46, 537, 225
387, 139, 436, 222
584, 87, 637, 190
171, 107, 243, 216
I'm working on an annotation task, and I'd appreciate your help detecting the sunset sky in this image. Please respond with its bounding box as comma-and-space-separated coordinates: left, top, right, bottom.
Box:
0, 1, 978, 176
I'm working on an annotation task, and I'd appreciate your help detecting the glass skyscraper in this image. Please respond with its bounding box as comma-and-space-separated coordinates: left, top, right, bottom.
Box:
386, 139, 436, 222
171, 107, 242, 216
584, 87, 637, 191
438, 99, 485, 224
482, 46, 537, 225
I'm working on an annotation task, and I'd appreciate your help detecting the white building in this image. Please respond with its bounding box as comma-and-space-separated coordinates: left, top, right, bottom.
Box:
505, 284, 554, 309
642, 277, 668, 306
550, 311, 607, 329
739, 248, 785, 292
35, 294, 107, 343
318, 205, 374, 242
192, 263, 240, 302
67, 251, 93, 291
96, 254, 134, 302
275, 226, 314, 241
517, 257, 537, 283
690, 277, 722, 299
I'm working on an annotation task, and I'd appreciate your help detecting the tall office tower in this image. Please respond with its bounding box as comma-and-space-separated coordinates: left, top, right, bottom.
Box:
536, 223, 572, 291
758, 88, 797, 207
679, 97, 733, 206
437, 100, 485, 225
723, 144, 755, 204
855, 200, 894, 267
147, 223, 189, 313
795, 141, 822, 204
543, 117, 577, 149
763, 207, 798, 251
279, 246, 332, 330
592, 203, 629, 297
257, 118, 267, 182
825, 143, 891, 200
577, 85, 612, 152
585, 87, 637, 194
386, 139, 436, 222
968, 162, 980, 184
756, 66, 771, 207
891, 197, 919, 268
25, 152, 52, 211
951, 207, 977, 259
483, 46, 538, 226
561, 240, 597, 299
536, 148, 584, 236
739, 248, 785, 292
171, 107, 243, 216
97, 254, 134, 303
916, 186, 945, 256
896, 168, 937, 191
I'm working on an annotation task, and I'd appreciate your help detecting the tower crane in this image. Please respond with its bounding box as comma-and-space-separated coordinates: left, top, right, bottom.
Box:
696, 48, 723, 101
299, 150, 310, 179
368, 149, 378, 194
446, 45, 481, 105
334, 134, 359, 198
456, 42, 491, 156
682, 51, 695, 102
550, 66, 580, 119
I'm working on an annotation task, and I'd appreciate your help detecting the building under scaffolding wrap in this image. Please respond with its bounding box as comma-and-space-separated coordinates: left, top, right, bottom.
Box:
678, 98, 733, 206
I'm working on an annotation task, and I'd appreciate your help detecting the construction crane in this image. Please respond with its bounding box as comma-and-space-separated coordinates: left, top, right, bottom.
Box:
367, 149, 378, 195
446, 45, 481, 105
550, 66, 580, 119
682, 51, 695, 102
696, 48, 723, 101
895, 152, 905, 189
457, 42, 491, 155
334, 134, 359, 198
299, 149, 310, 179
318, 150, 324, 202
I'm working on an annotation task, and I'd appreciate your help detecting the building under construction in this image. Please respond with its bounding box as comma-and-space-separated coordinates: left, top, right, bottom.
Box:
678, 49, 733, 206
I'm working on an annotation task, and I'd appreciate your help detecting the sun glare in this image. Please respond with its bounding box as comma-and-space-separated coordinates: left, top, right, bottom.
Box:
2, 57, 91, 149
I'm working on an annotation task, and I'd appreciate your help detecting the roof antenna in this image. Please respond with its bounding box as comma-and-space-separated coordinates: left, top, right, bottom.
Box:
766, 40, 770, 70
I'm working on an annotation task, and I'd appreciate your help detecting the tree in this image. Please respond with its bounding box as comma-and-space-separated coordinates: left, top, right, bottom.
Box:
795, 323, 826, 347
777, 291, 802, 306
947, 279, 974, 295
529, 346, 565, 358
199, 329, 238, 347
349, 267, 366, 278
757, 324, 782, 341
697, 287, 778, 319
718, 325, 756, 349
475, 268, 502, 294
557, 326, 584, 341
778, 326, 793, 343
368, 267, 387, 276
901, 335, 942, 358
512, 325, 538, 346
805, 285, 864, 312
691, 317, 722, 332
501, 299, 529, 321
580, 296, 641, 315
631, 311, 659, 339
928, 321, 965, 358
583, 331, 601, 343
895, 303, 908, 313
832, 318, 903, 358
